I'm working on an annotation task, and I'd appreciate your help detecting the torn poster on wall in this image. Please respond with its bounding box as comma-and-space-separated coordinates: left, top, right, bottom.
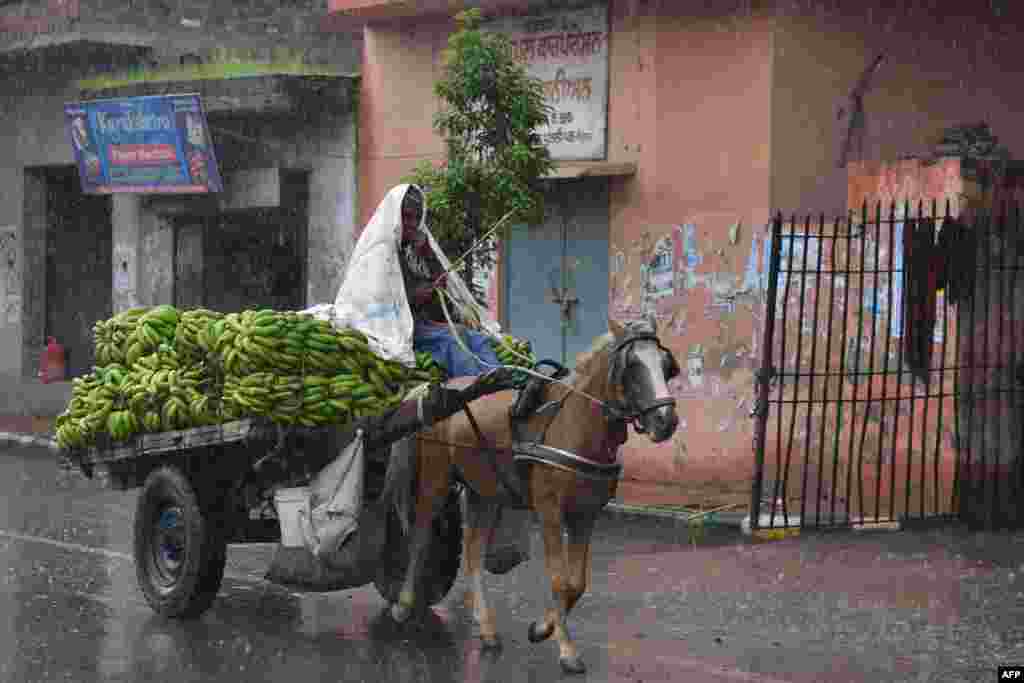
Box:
933, 288, 945, 343
678, 223, 701, 290
687, 345, 704, 388
891, 221, 904, 339
762, 230, 820, 318
743, 232, 762, 293
641, 236, 674, 302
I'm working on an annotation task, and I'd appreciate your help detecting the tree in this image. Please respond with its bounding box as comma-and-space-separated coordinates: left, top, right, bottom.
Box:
404, 8, 554, 304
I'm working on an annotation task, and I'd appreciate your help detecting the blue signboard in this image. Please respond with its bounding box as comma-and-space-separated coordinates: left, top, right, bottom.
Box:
64, 94, 223, 194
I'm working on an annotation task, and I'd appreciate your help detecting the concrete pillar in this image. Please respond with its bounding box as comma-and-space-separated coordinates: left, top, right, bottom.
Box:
111, 194, 141, 314
21, 169, 46, 379
306, 122, 357, 306
137, 205, 174, 307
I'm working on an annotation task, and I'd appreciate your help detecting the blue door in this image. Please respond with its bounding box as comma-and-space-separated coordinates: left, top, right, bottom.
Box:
504, 178, 610, 368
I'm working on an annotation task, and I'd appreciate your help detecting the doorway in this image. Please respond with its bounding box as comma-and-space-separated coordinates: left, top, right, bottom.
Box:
173, 170, 309, 313
44, 166, 113, 378
503, 177, 610, 367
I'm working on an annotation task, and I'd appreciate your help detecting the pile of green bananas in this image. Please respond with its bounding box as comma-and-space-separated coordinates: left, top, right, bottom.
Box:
55, 365, 134, 449
58, 304, 538, 451
175, 308, 225, 365
124, 305, 181, 367
93, 307, 151, 367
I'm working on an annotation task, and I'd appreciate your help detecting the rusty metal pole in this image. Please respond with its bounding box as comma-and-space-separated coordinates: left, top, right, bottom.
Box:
750, 213, 784, 530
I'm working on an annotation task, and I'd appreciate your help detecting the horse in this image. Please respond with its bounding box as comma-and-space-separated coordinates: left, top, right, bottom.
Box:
389, 316, 680, 675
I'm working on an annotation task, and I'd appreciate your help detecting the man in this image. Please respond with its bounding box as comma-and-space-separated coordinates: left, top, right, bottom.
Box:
331, 183, 501, 376
397, 186, 501, 378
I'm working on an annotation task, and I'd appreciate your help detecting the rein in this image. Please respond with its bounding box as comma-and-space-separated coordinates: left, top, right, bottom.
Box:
436, 292, 672, 432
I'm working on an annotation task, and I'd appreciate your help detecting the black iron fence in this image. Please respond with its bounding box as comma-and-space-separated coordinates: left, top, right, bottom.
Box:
751, 201, 1024, 531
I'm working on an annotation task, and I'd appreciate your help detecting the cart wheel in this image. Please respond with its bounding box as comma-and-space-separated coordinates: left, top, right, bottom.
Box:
134, 465, 227, 619
374, 488, 463, 608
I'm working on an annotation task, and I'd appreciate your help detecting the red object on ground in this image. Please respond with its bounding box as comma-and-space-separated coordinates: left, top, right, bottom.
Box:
39, 337, 65, 384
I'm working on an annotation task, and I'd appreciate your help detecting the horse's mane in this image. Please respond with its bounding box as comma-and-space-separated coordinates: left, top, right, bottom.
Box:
573, 332, 614, 377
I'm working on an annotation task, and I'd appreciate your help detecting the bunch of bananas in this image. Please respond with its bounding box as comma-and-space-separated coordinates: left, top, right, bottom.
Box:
222, 370, 404, 426
125, 305, 181, 367
489, 334, 537, 387
211, 309, 433, 382
175, 308, 224, 365
491, 335, 535, 368
55, 365, 132, 449
93, 307, 151, 368
127, 348, 219, 432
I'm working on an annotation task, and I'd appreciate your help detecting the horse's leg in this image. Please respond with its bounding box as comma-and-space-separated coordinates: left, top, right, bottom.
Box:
527, 496, 576, 657
390, 439, 450, 624
557, 510, 599, 674
461, 489, 502, 649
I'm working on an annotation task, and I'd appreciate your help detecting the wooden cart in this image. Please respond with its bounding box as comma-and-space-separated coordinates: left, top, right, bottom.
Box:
59, 375, 512, 619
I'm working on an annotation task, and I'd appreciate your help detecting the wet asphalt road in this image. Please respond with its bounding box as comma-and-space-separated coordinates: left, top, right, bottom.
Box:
0, 444, 770, 683
3, 444, 1024, 682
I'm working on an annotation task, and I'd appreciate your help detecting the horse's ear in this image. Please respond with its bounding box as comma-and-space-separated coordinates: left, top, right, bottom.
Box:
608, 317, 626, 339
645, 312, 659, 334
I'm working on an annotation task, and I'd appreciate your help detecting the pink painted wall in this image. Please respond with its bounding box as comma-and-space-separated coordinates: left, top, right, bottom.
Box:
606, 3, 774, 506
771, 1, 1024, 216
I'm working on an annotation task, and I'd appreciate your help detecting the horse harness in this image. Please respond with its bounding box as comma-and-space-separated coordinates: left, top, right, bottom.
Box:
457, 329, 676, 503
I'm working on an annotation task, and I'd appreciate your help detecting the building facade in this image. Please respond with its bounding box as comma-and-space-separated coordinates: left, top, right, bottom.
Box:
331, 0, 1024, 507
0, 0, 361, 379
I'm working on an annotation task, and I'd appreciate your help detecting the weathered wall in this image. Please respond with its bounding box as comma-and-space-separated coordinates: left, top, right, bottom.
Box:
771, 1, 1024, 216
607, 2, 774, 504
358, 14, 448, 229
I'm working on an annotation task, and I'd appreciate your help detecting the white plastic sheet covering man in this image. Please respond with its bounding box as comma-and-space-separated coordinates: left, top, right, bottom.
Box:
306, 183, 500, 367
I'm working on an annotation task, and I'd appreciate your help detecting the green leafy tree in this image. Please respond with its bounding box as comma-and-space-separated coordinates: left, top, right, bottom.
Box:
405, 8, 554, 304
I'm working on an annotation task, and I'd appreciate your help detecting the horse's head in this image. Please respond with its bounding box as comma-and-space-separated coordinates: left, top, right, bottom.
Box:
606, 316, 680, 443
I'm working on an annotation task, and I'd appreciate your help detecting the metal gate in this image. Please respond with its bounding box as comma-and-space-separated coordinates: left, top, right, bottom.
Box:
751, 201, 1024, 531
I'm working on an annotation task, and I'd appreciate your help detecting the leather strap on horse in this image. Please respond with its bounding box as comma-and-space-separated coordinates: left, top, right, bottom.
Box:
462, 403, 526, 505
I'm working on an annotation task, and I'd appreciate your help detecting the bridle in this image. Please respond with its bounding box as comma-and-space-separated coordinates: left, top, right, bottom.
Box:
601, 330, 679, 433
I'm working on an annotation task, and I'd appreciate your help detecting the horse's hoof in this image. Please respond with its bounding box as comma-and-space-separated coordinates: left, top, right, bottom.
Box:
391, 602, 411, 623
480, 633, 503, 651
527, 620, 553, 643
559, 655, 586, 675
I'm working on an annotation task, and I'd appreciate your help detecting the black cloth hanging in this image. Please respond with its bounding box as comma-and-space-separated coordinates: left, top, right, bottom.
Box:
901, 217, 939, 381
935, 217, 976, 305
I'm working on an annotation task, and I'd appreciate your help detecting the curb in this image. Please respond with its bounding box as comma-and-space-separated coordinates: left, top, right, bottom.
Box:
603, 502, 747, 528
0, 431, 59, 451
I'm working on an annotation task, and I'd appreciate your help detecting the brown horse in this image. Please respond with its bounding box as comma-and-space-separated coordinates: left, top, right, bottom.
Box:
389, 316, 680, 674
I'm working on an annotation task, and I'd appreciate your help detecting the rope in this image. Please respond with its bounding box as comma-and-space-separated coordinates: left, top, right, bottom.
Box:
430, 208, 518, 290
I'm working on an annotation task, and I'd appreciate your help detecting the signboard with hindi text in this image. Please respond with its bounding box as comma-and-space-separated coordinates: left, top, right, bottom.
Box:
485, 3, 609, 161
64, 94, 223, 195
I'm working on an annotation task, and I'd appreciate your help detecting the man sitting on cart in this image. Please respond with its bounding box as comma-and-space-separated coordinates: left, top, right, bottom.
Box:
397, 186, 503, 377
331, 183, 501, 380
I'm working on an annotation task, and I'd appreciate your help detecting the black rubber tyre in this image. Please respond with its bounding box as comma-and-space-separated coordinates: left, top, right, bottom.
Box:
374, 488, 463, 607
133, 465, 227, 619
